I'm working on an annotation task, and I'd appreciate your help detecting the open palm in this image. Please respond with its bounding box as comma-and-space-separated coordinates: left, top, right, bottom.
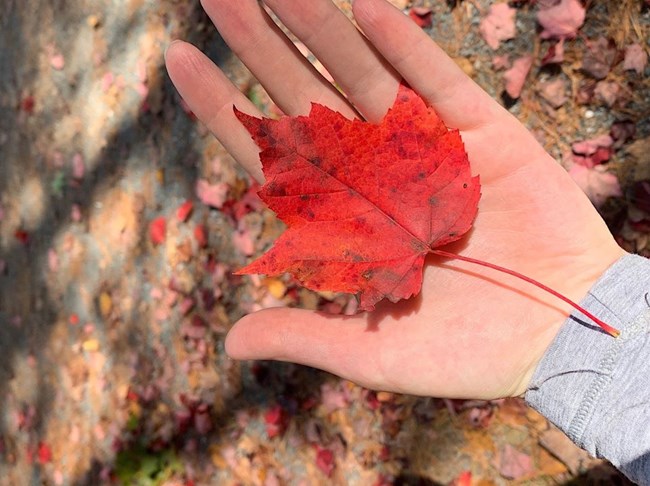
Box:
165, 0, 625, 399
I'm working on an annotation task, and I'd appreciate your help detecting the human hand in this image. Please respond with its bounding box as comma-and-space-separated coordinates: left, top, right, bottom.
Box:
165, 0, 626, 399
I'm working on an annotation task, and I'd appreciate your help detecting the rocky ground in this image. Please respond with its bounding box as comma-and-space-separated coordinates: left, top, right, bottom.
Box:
0, 0, 648, 485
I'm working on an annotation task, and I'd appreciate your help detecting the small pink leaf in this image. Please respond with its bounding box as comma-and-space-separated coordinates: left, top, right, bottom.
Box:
479, 3, 516, 50
537, 0, 585, 39
195, 179, 228, 209
504, 55, 533, 98
623, 44, 648, 74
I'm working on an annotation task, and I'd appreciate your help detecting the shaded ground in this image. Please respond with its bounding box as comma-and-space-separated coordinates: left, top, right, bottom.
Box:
0, 0, 647, 485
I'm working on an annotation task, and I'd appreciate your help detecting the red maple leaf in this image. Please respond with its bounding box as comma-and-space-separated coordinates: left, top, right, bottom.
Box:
235, 84, 619, 337
234, 84, 480, 311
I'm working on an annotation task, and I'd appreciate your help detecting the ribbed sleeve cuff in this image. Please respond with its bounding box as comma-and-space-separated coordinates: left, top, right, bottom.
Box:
525, 253, 650, 485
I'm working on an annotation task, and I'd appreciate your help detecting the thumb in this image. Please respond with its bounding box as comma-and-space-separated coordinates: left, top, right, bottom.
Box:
225, 307, 381, 387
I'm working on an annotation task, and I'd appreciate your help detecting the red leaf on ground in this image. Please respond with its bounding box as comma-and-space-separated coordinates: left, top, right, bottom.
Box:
234, 84, 480, 311
571, 136, 605, 157
571, 134, 613, 168
409, 7, 433, 28
537, 0, 585, 39
194, 224, 208, 248
264, 404, 287, 439
149, 216, 166, 245
176, 200, 194, 222
14, 229, 30, 245
37, 442, 52, 464
479, 3, 517, 50
315, 447, 335, 477
20, 96, 35, 114
450, 471, 472, 486
504, 55, 533, 99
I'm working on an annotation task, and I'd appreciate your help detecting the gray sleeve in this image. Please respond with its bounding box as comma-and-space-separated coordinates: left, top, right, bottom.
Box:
525, 253, 650, 485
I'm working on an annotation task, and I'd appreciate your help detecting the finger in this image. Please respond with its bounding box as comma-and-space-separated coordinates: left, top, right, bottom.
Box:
165, 41, 264, 182
261, 0, 400, 122
200, 0, 357, 119
353, 0, 503, 130
225, 308, 385, 389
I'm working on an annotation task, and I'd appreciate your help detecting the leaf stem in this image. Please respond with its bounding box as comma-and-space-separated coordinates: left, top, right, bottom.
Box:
430, 249, 620, 338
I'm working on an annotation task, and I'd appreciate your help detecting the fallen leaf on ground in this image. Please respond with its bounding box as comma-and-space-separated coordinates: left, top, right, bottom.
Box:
315, 447, 335, 477
582, 37, 618, 80
176, 200, 194, 222
537, 0, 585, 39
572, 134, 613, 167
623, 43, 648, 74
497, 444, 533, 479
37, 442, 52, 464
541, 39, 565, 64
21, 96, 35, 114
538, 77, 568, 108
232, 226, 256, 256
504, 55, 533, 98
568, 163, 622, 207
320, 382, 350, 412
234, 84, 480, 311
492, 54, 510, 70
149, 216, 166, 245
409, 7, 433, 28
15, 229, 30, 245
594, 80, 621, 107
194, 224, 208, 248
479, 3, 516, 50
610, 121, 636, 148
264, 404, 287, 439
450, 471, 472, 486
196, 179, 228, 209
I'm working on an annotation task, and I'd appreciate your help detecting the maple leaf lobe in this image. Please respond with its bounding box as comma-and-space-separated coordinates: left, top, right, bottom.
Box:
234, 84, 480, 310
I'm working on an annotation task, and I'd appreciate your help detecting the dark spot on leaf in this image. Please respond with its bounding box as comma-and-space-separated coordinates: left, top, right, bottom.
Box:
310, 156, 322, 167
306, 209, 315, 219
300, 194, 310, 201
270, 183, 286, 196
448, 232, 457, 237
418, 172, 426, 180
428, 196, 437, 205
463, 183, 468, 189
